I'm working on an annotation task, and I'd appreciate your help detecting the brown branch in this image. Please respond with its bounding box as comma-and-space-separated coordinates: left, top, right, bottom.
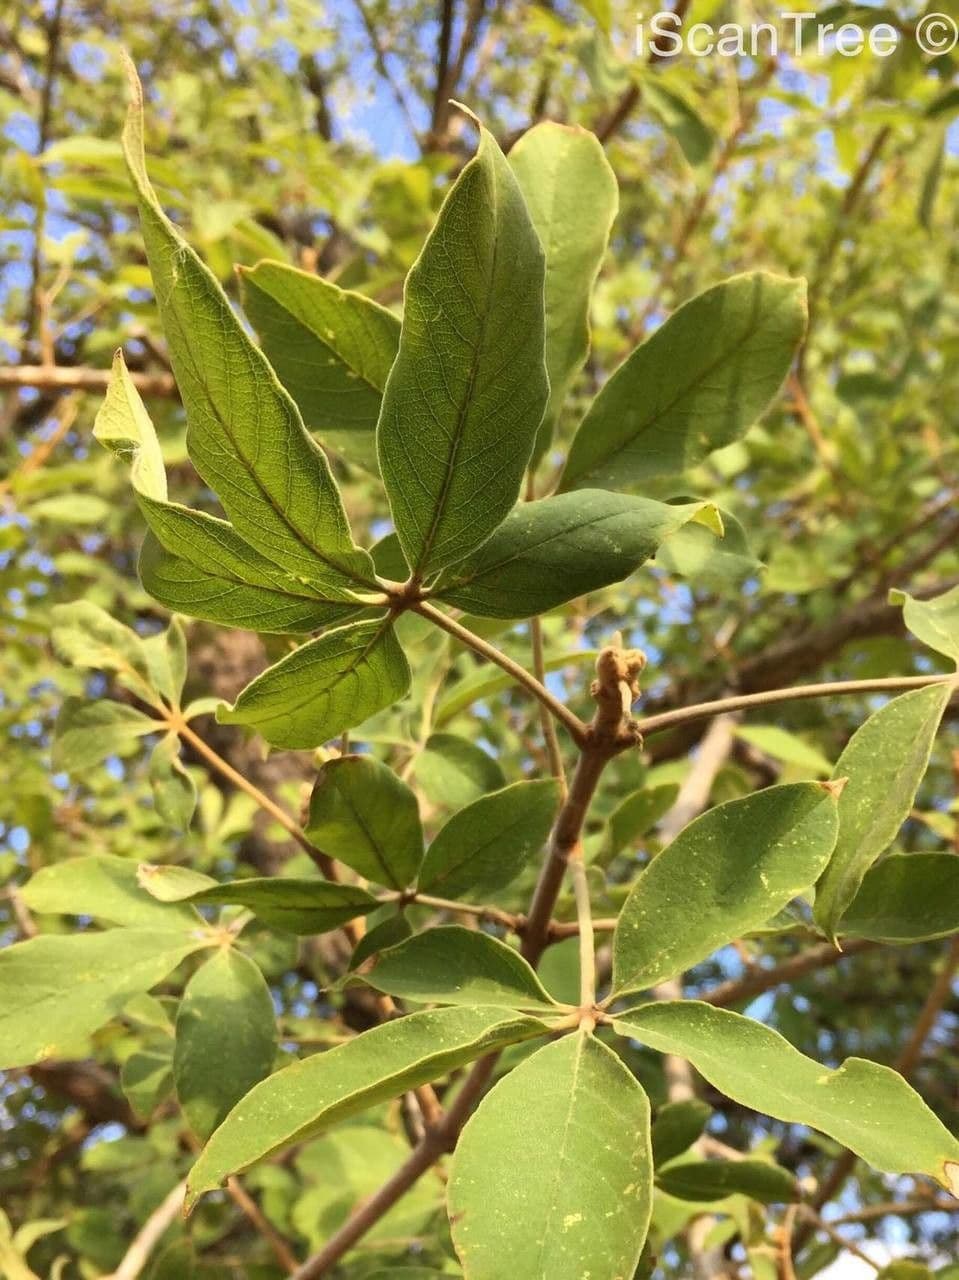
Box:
593, 0, 692, 143
636, 674, 957, 739
429, 0, 456, 139
0, 364, 177, 396
702, 939, 877, 1009
105, 1179, 186, 1280
226, 1176, 298, 1273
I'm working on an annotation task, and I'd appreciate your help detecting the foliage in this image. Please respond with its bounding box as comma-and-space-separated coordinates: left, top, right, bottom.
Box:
2, 3, 959, 1279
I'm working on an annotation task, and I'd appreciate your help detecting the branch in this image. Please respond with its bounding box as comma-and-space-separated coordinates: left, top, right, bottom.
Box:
635, 674, 957, 739
0, 364, 177, 396
593, 0, 692, 142
105, 1179, 186, 1280
414, 601, 588, 746
701, 939, 877, 1009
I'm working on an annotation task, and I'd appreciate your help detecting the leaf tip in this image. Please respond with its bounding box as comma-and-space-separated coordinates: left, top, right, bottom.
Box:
943, 1160, 959, 1198
817, 776, 848, 801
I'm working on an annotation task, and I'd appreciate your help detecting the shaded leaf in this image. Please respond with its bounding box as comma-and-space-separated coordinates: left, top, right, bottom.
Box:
358, 927, 557, 1009
651, 1098, 711, 1167
51, 601, 154, 700
559, 273, 806, 493
615, 1001, 959, 1195
0, 930, 209, 1069
349, 912, 413, 970
52, 698, 159, 772
175, 948, 277, 1140
240, 259, 400, 451
613, 783, 840, 995
840, 853, 959, 943
218, 618, 411, 749
305, 754, 424, 889
413, 733, 506, 809
150, 733, 197, 831
598, 783, 680, 864
121, 1048, 174, 1119
138, 864, 379, 935
448, 1032, 652, 1280
735, 725, 832, 777
187, 1005, 547, 1205
641, 78, 715, 166
377, 111, 548, 577
435, 493, 719, 618
418, 779, 559, 901
814, 684, 950, 941
656, 1159, 798, 1204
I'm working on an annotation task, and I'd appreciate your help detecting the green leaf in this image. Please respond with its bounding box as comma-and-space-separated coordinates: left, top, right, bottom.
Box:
121, 1048, 174, 1119
612, 782, 840, 996
121, 61, 376, 594
142, 618, 188, 706
890, 585, 959, 666
376, 111, 548, 578
655, 1159, 798, 1205
0, 930, 209, 1069
239, 259, 400, 450
559, 273, 806, 493
735, 725, 833, 777
418, 779, 559, 901
840, 853, 959, 943
52, 698, 160, 772
814, 684, 950, 942
97, 344, 365, 636
654, 506, 761, 587
435, 649, 599, 725
51, 601, 155, 701
357, 927, 558, 1009
413, 733, 506, 809
640, 78, 715, 167
218, 618, 411, 749
650, 1099, 711, 1167
150, 733, 197, 831
305, 755, 424, 890
186, 1005, 547, 1206
175, 948, 277, 1140
138, 865, 379, 935
599, 782, 680, 861
509, 123, 617, 452
434, 493, 719, 618
448, 1032, 653, 1280
614, 1001, 959, 1196
349, 912, 413, 970
22, 854, 200, 931
878, 1266, 936, 1280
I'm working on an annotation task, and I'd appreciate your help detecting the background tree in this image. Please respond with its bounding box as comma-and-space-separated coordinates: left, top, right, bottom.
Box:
1, 2, 958, 1277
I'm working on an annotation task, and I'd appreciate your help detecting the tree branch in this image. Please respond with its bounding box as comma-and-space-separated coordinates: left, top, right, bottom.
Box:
0, 364, 177, 395
636, 674, 957, 739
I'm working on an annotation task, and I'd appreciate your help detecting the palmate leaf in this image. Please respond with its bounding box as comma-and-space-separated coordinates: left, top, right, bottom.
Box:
138, 864, 380, 935
0, 929, 211, 1069
376, 107, 548, 579
186, 1005, 548, 1207
121, 60, 376, 595
508, 122, 617, 456
840, 852, 959, 943
175, 948, 277, 1140
448, 1031, 653, 1280
434, 493, 720, 619
96, 349, 367, 635
615, 1002, 959, 1196
559, 272, 807, 493
355, 926, 558, 1010
612, 782, 840, 996
814, 683, 950, 941
239, 259, 400, 465
218, 617, 411, 749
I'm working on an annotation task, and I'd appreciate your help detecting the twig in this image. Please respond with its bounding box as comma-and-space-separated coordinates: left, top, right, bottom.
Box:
414, 601, 588, 746
797, 1206, 880, 1270
105, 1179, 186, 1280
351, 0, 421, 140
702, 939, 877, 1009
635, 674, 957, 738
226, 1176, 298, 1273
530, 616, 567, 788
